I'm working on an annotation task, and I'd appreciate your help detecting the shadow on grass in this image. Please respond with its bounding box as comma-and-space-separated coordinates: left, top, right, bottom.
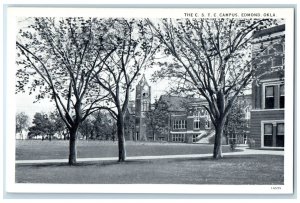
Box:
17, 154, 264, 169
18, 159, 157, 169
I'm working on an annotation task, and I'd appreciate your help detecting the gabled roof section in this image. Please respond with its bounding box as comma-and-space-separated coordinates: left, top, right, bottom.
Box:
159, 95, 200, 112
159, 94, 252, 112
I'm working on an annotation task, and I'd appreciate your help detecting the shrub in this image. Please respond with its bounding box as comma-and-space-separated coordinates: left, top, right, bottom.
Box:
229, 139, 237, 151
247, 138, 256, 149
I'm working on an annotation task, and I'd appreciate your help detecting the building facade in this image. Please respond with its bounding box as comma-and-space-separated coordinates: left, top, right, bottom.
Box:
125, 75, 251, 144
250, 24, 285, 149
124, 24, 287, 145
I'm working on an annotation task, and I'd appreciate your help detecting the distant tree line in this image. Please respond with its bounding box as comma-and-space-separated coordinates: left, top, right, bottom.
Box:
16, 111, 116, 141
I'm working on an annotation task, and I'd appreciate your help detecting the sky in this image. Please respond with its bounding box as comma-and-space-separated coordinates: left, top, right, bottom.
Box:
15, 68, 171, 121
15, 17, 172, 121
15, 17, 271, 121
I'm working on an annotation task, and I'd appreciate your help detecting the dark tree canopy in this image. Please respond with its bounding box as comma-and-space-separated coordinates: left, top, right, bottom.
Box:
145, 99, 170, 140
28, 112, 52, 140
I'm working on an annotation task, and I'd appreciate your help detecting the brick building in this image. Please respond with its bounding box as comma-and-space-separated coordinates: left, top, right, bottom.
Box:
124, 25, 286, 144
250, 24, 285, 149
124, 75, 251, 144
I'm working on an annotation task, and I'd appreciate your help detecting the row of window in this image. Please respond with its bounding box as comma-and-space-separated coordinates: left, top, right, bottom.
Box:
265, 84, 284, 109
173, 120, 187, 129
172, 134, 185, 142
227, 134, 248, 144
193, 119, 211, 129
193, 107, 208, 117
172, 119, 211, 129
263, 123, 284, 147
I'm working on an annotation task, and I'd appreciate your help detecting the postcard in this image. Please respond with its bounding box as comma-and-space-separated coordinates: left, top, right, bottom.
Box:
4, 6, 294, 195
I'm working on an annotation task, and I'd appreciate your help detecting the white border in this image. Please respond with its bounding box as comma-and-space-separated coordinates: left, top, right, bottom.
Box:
4, 7, 294, 194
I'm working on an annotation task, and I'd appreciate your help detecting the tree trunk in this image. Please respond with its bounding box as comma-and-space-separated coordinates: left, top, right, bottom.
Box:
117, 115, 126, 162
68, 127, 78, 165
152, 126, 155, 141
213, 120, 225, 159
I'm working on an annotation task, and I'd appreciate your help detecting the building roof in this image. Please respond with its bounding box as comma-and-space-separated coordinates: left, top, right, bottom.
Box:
159, 94, 251, 112
159, 95, 191, 112
253, 24, 285, 38
137, 74, 149, 87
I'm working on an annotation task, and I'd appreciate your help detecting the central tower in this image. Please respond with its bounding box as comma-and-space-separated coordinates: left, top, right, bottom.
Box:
135, 74, 151, 141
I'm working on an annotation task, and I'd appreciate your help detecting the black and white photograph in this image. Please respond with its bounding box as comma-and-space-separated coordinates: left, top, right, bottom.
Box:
3, 6, 295, 195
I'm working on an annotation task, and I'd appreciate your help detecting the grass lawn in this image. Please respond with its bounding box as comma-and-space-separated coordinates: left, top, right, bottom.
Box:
15, 155, 283, 184
16, 140, 234, 160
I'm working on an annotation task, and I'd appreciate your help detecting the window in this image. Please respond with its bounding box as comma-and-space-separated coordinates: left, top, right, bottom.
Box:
265, 86, 274, 109
263, 122, 284, 148
173, 120, 186, 129
172, 134, 185, 142
193, 111, 201, 129
142, 101, 149, 111
264, 124, 273, 147
263, 83, 284, 109
192, 134, 200, 143
280, 84, 284, 108
205, 119, 211, 129
245, 106, 250, 120
194, 119, 200, 129
276, 123, 284, 147
273, 57, 284, 67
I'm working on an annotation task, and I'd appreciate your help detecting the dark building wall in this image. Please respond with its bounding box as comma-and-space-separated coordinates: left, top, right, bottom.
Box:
249, 24, 285, 149
186, 117, 194, 130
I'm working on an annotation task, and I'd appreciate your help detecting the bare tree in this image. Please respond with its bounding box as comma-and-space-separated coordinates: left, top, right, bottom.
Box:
148, 18, 281, 158
16, 17, 116, 165
94, 19, 158, 161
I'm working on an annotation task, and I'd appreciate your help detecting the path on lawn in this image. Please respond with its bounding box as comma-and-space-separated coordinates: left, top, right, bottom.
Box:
15, 147, 284, 165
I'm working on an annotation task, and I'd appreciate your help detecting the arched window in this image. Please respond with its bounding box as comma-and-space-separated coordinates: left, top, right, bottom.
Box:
142, 101, 149, 111
244, 106, 250, 120
193, 110, 201, 129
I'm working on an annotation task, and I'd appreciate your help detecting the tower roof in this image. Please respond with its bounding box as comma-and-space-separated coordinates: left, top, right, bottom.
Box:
137, 74, 149, 87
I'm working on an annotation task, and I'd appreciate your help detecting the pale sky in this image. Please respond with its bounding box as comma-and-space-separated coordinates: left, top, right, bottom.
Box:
15, 67, 171, 121
15, 17, 172, 121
